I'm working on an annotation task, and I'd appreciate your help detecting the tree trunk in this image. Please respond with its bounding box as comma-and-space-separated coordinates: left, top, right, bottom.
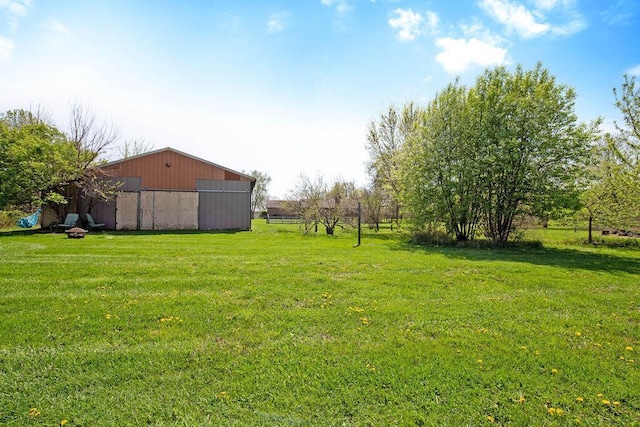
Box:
588, 215, 593, 244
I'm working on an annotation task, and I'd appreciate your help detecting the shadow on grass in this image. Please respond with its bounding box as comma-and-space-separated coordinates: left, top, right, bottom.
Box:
392, 241, 640, 275
358, 231, 399, 241
0, 228, 247, 238
103, 229, 246, 236
0, 228, 46, 237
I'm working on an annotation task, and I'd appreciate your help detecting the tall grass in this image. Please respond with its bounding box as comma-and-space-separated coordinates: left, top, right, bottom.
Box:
0, 222, 638, 425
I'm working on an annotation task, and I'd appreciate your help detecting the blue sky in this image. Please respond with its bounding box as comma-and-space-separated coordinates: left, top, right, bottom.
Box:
1, 0, 639, 197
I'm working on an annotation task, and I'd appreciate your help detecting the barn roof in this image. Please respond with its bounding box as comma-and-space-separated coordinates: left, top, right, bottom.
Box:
100, 147, 256, 183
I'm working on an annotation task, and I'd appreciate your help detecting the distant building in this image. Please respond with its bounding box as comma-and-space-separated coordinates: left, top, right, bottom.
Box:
265, 199, 300, 223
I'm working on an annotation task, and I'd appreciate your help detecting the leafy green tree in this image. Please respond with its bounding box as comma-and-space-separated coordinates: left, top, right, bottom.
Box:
581, 75, 640, 240
614, 74, 640, 151
470, 64, 597, 244
247, 170, 271, 216
399, 63, 597, 244
366, 103, 419, 229
402, 81, 483, 241
611, 74, 640, 218
580, 134, 636, 242
0, 110, 77, 210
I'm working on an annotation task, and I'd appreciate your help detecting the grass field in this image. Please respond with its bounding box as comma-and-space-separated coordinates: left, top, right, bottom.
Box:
0, 221, 638, 426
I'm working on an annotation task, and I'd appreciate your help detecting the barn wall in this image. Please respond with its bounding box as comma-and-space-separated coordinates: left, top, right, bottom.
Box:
139, 191, 155, 230
140, 191, 198, 230
92, 200, 116, 229
93, 149, 255, 231
101, 150, 252, 191
115, 192, 140, 230
90, 177, 142, 230
197, 180, 251, 230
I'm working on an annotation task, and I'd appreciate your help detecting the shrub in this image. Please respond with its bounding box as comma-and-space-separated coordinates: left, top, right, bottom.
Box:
0, 210, 26, 229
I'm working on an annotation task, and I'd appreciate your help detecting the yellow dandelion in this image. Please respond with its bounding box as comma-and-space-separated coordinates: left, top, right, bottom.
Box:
625, 346, 633, 351
477, 359, 483, 364
486, 415, 495, 422
602, 399, 610, 405
597, 393, 603, 397
27, 408, 40, 417
521, 346, 527, 350
551, 368, 558, 374
613, 401, 620, 406
628, 359, 635, 363
548, 407, 556, 414
619, 356, 626, 360
575, 331, 582, 336
518, 397, 525, 403
105, 314, 111, 319
576, 397, 584, 402
556, 408, 564, 415
60, 420, 68, 426
575, 419, 582, 425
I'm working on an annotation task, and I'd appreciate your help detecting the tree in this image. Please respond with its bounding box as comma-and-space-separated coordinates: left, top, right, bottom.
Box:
118, 138, 155, 158
471, 64, 597, 244
0, 110, 77, 210
399, 63, 598, 244
366, 103, 419, 229
288, 173, 355, 235
247, 170, 271, 216
56, 103, 122, 216
580, 134, 635, 242
358, 182, 386, 231
614, 74, 640, 151
401, 81, 483, 241
580, 74, 640, 240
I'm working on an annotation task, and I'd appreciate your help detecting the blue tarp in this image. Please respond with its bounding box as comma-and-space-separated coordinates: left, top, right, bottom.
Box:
17, 209, 41, 228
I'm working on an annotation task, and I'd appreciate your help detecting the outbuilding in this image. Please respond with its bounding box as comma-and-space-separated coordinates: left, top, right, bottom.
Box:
91, 147, 255, 231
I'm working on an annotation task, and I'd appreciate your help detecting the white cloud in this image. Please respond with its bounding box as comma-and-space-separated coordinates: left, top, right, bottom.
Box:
0, 0, 30, 32
435, 37, 507, 74
388, 8, 422, 41
479, 0, 549, 38
425, 11, 439, 32
388, 8, 438, 42
0, 36, 14, 61
532, 0, 559, 10
628, 64, 640, 76
480, 0, 585, 38
321, 0, 353, 14
551, 17, 585, 35
42, 18, 69, 35
267, 12, 289, 34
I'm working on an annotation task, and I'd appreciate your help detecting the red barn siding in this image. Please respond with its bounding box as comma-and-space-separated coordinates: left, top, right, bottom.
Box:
101, 149, 252, 190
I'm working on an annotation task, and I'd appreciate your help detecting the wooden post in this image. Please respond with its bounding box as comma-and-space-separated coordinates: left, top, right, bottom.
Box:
355, 202, 361, 247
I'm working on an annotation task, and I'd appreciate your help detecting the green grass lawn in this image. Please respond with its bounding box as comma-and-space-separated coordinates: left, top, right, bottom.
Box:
0, 222, 638, 426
